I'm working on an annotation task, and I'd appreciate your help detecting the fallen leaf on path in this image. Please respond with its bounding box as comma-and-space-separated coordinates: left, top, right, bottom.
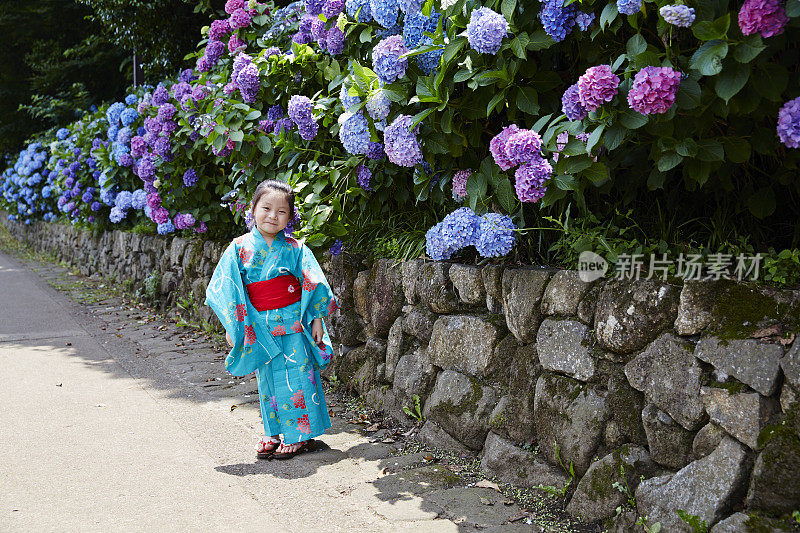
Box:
779, 333, 795, 346
476, 480, 501, 491
365, 423, 381, 432
508, 514, 527, 523
480, 497, 494, 506
381, 438, 395, 444
230, 405, 237, 412
751, 324, 782, 338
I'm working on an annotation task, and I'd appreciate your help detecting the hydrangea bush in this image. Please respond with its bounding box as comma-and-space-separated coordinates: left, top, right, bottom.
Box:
2, 0, 799, 265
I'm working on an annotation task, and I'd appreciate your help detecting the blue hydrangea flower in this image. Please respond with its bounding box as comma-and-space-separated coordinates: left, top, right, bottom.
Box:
329, 239, 343, 255
56, 128, 70, 140
306, 0, 326, 15
107, 125, 119, 142
109, 206, 126, 223
373, 35, 409, 83
466, 7, 508, 54
339, 113, 370, 154
561, 83, 587, 121
659, 4, 695, 26
366, 141, 385, 160
425, 222, 457, 260
120, 108, 139, 127
81, 191, 93, 203
575, 11, 596, 30
106, 102, 126, 125
416, 36, 443, 74
540, 0, 577, 42
617, 0, 642, 15
346, 0, 373, 21
183, 169, 198, 186
131, 189, 148, 210
114, 191, 133, 211
399, 0, 423, 13
476, 213, 516, 257
366, 90, 391, 120
403, 10, 428, 48
288, 95, 315, 127
356, 165, 372, 190
267, 105, 285, 121
376, 22, 402, 38
125, 94, 138, 105
157, 221, 176, 234
370, 0, 399, 28
440, 207, 480, 249
340, 84, 361, 110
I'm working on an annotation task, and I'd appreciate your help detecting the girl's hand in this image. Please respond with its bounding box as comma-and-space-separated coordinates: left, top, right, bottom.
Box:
311, 318, 323, 345
225, 331, 233, 347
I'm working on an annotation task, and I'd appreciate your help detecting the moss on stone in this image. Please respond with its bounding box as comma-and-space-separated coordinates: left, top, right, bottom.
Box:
434, 375, 484, 418
710, 281, 800, 340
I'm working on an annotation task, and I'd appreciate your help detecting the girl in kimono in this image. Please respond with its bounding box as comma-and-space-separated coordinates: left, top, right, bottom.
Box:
205, 179, 339, 459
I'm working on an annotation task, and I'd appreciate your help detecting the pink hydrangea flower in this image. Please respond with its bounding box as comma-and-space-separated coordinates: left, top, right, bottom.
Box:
627, 66, 682, 115
738, 0, 788, 38
577, 65, 620, 112
489, 125, 520, 170
452, 169, 472, 200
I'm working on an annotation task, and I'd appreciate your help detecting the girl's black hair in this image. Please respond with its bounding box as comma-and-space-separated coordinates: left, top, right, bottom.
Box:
250, 179, 295, 220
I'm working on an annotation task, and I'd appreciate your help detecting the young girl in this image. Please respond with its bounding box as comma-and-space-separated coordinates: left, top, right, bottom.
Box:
205, 180, 338, 459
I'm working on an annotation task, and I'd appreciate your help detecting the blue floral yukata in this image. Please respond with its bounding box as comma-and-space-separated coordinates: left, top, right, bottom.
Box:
205, 227, 339, 444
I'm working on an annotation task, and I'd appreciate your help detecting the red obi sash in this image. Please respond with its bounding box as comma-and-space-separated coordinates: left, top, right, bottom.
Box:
246, 274, 302, 311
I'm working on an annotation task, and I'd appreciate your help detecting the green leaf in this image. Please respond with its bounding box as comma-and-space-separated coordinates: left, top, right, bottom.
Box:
244, 110, 262, 120
586, 125, 604, 154
466, 171, 488, 200
583, 163, 608, 184
684, 159, 711, 186
676, 78, 702, 110
410, 107, 435, 129
527, 30, 555, 51
501, 0, 517, 20
604, 125, 626, 151
787, 0, 800, 16
647, 170, 666, 190
229, 130, 244, 142
453, 69, 474, 83
752, 63, 788, 101
487, 90, 507, 116
690, 40, 729, 76
733, 34, 766, 63
676, 139, 698, 157
715, 62, 750, 103
563, 156, 593, 174
600, 2, 618, 29
626, 34, 647, 56
696, 139, 724, 162
657, 152, 683, 171
442, 37, 466, 65
747, 186, 776, 218
516, 87, 539, 115
691, 13, 730, 41
533, 114, 553, 132
554, 174, 578, 190
510, 36, 526, 59
256, 135, 272, 154
360, 26, 372, 43
619, 110, 648, 129
723, 137, 751, 163
494, 177, 516, 213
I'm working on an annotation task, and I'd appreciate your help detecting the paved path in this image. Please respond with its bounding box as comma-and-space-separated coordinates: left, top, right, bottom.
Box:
0, 248, 540, 533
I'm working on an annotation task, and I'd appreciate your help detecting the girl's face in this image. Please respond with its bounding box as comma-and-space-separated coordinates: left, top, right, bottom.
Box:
252, 189, 291, 239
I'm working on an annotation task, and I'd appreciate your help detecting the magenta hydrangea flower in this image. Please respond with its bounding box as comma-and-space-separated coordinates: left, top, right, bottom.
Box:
489, 125, 520, 170
627, 66, 682, 115
505, 129, 543, 167
452, 169, 471, 201
577, 65, 620, 112
384, 114, 422, 167
228, 33, 247, 53
229, 8, 252, 29
225, 0, 246, 14
738, 0, 788, 38
209, 19, 232, 41
515, 158, 552, 202
777, 96, 800, 149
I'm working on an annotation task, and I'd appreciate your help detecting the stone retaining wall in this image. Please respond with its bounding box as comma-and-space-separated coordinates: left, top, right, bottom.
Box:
5, 217, 800, 531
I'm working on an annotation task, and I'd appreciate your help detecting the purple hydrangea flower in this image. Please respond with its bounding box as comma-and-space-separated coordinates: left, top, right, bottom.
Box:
489, 125, 520, 170
183, 169, 198, 186
323, 0, 345, 18
577, 65, 620, 112
138, 155, 156, 181
209, 19, 232, 41
738, 0, 788, 38
326, 27, 345, 54
476, 213, 516, 257
154, 137, 173, 161
293, 31, 312, 44
229, 8, 252, 29
373, 35, 409, 83
346, 0, 373, 21
339, 113, 370, 154
232, 52, 252, 84
152, 86, 169, 106
366, 141, 385, 160
356, 165, 372, 190
575, 11, 596, 30
173, 213, 196, 230
370, 0, 399, 28
157, 103, 176, 122
441, 207, 480, 249
151, 206, 170, 224
274, 118, 295, 135
659, 4, 695, 26
366, 90, 391, 121
466, 7, 508, 54
777, 96, 800, 148
91, 201, 102, 212
627, 66, 682, 115
306, 0, 326, 14
505, 129, 543, 167
425, 223, 457, 260
515, 158, 551, 202
384, 115, 422, 167
205, 40, 226, 65
171, 81, 192, 101
562, 83, 587, 121
540, 0, 577, 42
146, 192, 162, 209
329, 240, 343, 255
195, 222, 208, 234
617, 0, 642, 15
237, 63, 261, 103
452, 169, 471, 201
298, 122, 319, 140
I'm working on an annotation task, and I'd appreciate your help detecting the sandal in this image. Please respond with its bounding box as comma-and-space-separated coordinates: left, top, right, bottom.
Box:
272, 439, 315, 460
256, 437, 281, 459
